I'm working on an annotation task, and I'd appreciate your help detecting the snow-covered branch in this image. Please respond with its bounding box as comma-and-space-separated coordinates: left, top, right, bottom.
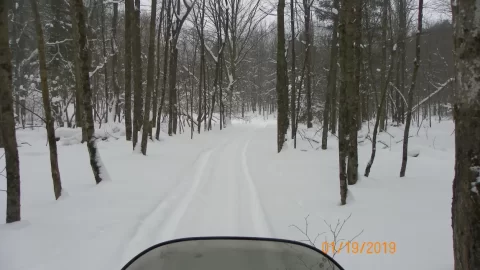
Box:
405, 78, 454, 117
46, 39, 73, 46
389, 82, 408, 106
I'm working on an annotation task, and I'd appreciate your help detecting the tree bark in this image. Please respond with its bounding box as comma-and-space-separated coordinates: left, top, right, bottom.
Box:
124, 0, 133, 141
141, 0, 157, 155
338, 0, 355, 204
290, 0, 296, 140
197, 0, 205, 134
168, 45, 178, 135
70, 0, 84, 137
303, 0, 313, 128
111, 2, 120, 123
152, 0, 165, 129
31, 0, 62, 199
379, 0, 388, 131
100, 1, 108, 123
74, 0, 104, 184
399, 0, 423, 177
132, 0, 144, 149
451, 0, 480, 269
276, 0, 289, 153
365, 46, 396, 177
398, 0, 406, 124
346, 0, 361, 185
156, 0, 172, 140
321, 0, 339, 150
0, 0, 21, 223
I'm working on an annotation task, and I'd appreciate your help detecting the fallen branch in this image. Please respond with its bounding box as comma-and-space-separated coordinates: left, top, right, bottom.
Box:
396, 135, 414, 144
384, 130, 395, 138
179, 111, 199, 127
378, 140, 389, 149
389, 82, 408, 107
404, 77, 453, 118
297, 129, 314, 149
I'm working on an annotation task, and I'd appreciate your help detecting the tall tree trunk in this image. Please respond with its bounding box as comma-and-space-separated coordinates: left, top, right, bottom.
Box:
364, 46, 396, 177
290, 0, 296, 140
197, 0, 205, 134
399, 0, 423, 177
276, 0, 289, 152
74, 0, 104, 184
451, 0, 480, 269
152, 0, 166, 129
168, 45, 178, 135
141, 0, 157, 155
398, 0, 406, 124
71, 0, 84, 137
132, 0, 143, 149
347, 0, 362, 185
303, 0, 312, 128
31, 0, 62, 200
338, 0, 355, 205
124, 0, 133, 141
379, 0, 388, 131
0, 0, 21, 223
12, 0, 26, 129
330, 0, 344, 136
111, 2, 120, 122
208, 51, 221, 131
156, 0, 172, 140
101, 1, 108, 123
220, 54, 224, 131
321, 0, 339, 150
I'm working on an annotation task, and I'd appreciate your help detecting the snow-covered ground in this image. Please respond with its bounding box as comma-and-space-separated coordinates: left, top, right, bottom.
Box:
0, 114, 454, 270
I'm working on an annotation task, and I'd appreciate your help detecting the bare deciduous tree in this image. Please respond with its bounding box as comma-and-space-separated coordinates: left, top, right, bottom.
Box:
73, 0, 104, 184
141, 0, 157, 155
31, 0, 62, 199
276, 0, 289, 153
451, 0, 480, 269
0, 0, 21, 223
399, 0, 423, 178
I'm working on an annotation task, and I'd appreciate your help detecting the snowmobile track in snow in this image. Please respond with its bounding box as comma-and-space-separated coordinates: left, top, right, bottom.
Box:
241, 136, 274, 237
121, 126, 274, 265
119, 142, 226, 265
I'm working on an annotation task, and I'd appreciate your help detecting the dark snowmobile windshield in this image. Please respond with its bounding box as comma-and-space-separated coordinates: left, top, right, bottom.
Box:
121, 237, 344, 270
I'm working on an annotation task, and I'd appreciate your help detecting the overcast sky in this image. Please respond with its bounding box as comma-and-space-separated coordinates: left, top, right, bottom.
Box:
139, 0, 451, 23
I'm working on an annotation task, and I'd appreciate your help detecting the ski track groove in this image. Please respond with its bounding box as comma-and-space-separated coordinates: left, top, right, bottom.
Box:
121, 126, 274, 264
156, 149, 213, 240
241, 132, 276, 237
120, 140, 229, 265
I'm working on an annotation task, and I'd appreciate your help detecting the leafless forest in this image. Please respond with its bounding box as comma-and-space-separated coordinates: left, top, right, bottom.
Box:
1, 0, 479, 268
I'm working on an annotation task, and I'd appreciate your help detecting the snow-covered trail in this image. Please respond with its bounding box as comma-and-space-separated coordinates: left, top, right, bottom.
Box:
1, 117, 456, 270
120, 124, 274, 266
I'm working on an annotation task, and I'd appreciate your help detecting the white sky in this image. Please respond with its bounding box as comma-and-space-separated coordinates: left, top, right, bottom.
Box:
139, 0, 451, 23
